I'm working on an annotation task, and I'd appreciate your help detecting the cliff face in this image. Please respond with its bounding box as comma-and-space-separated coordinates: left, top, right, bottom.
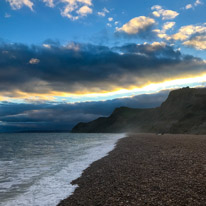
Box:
72, 87, 206, 134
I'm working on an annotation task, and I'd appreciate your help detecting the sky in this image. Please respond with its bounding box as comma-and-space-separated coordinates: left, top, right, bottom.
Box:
0, 0, 206, 132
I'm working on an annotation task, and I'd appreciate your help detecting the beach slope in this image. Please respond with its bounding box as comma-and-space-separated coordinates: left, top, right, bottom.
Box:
58, 134, 206, 206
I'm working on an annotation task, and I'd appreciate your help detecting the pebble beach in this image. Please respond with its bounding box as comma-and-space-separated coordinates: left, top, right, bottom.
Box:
58, 133, 206, 206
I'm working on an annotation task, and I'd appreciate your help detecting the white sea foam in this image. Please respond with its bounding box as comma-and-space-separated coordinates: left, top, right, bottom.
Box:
0, 133, 125, 206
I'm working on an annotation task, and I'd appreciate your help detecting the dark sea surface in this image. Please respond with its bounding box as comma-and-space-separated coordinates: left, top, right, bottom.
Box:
0, 133, 124, 206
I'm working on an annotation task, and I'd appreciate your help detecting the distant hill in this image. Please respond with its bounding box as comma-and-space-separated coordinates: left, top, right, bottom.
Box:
72, 87, 206, 134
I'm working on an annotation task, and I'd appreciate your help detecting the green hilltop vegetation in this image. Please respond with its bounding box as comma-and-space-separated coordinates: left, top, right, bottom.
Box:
72, 87, 206, 134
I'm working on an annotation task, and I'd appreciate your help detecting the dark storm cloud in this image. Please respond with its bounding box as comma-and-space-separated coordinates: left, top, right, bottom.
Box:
0, 42, 204, 95
116, 43, 182, 59
0, 90, 169, 132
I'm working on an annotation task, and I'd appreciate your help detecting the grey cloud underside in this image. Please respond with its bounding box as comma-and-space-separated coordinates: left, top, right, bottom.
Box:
0, 90, 169, 132
0, 42, 204, 94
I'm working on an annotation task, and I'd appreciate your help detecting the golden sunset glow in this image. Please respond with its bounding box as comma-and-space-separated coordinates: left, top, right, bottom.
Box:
1, 73, 206, 103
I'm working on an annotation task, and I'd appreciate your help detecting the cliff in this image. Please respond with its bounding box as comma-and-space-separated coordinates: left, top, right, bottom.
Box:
72, 87, 206, 134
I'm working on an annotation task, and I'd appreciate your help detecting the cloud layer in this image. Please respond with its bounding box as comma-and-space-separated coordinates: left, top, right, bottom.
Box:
0, 41, 205, 102
6, 0, 34, 10
185, 0, 203, 10
6, 0, 94, 20
183, 34, 206, 50
151, 5, 179, 20
5, 0, 206, 51
114, 4, 206, 51
116, 16, 155, 37
0, 90, 169, 132
60, 0, 93, 20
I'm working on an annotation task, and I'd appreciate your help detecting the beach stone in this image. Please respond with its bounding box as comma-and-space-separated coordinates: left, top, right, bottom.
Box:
58, 134, 206, 206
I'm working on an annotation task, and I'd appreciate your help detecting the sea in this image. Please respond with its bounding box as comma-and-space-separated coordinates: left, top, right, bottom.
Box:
0, 133, 125, 206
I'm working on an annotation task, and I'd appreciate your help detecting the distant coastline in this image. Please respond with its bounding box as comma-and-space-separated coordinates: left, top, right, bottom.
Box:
72, 87, 206, 134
